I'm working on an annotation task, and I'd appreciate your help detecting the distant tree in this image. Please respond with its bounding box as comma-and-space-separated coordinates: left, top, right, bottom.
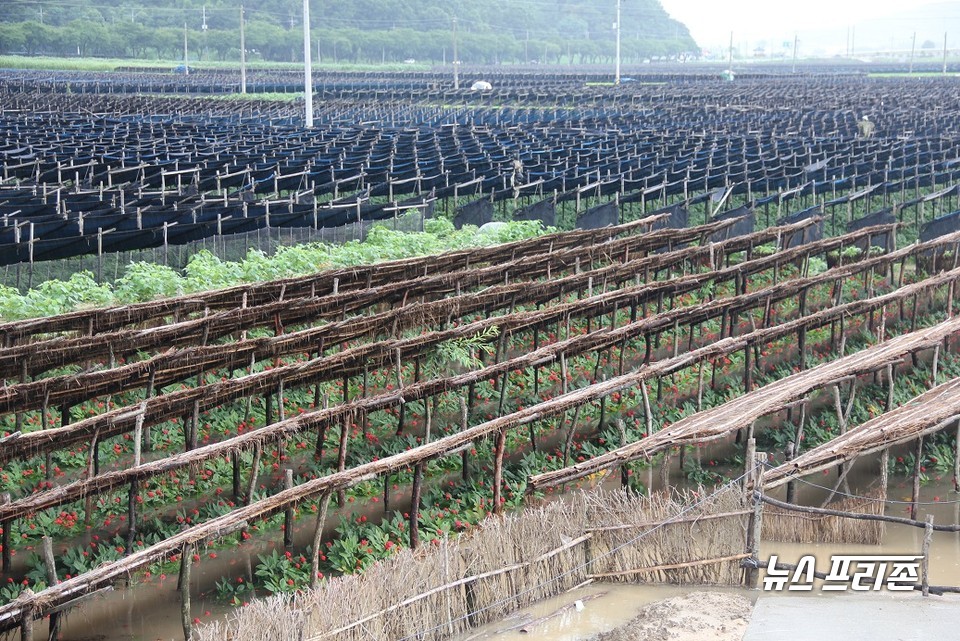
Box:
144, 28, 180, 60
0, 0, 698, 63
64, 20, 107, 57
206, 29, 237, 61
20, 21, 56, 56
244, 20, 287, 61
0, 23, 26, 53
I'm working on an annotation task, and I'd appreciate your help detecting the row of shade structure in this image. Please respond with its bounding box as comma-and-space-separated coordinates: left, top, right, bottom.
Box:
2, 73, 960, 265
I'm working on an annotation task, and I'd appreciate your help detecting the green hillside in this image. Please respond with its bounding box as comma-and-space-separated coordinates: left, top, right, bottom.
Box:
0, 0, 697, 65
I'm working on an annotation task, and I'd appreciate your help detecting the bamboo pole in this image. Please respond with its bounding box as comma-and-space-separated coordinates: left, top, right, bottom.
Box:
589, 552, 752, 579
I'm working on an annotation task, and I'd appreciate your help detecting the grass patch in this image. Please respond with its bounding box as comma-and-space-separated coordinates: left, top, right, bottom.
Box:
0, 54, 430, 73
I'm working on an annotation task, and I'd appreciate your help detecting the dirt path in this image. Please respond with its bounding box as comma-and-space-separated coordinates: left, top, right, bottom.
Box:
591, 591, 753, 641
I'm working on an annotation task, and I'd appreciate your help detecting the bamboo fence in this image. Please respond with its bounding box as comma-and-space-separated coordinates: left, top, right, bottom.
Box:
194, 487, 748, 641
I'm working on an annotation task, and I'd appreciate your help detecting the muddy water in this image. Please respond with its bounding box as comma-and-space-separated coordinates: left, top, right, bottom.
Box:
765, 469, 960, 589
38, 459, 960, 641
455, 465, 960, 641
45, 581, 226, 641
450, 583, 756, 641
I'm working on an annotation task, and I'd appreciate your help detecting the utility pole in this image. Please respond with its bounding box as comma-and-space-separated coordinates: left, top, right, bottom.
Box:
944, 32, 949, 75
909, 31, 917, 74
239, 5, 247, 94
614, 0, 622, 84
792, 34, 798, 74
303, 0, 313, 127
452, 17, 460, 90
201, 5, 208, 61
183, 23, 189, 75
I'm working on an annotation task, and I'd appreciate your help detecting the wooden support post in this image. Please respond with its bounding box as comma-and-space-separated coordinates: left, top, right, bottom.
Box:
798, 326, 807, 371
1, 493, 10, 572
880, 448, 890, 498
42, 392, 52, 481
493, 426, 507, 514
954, 418, 960, 493
743, 438, 763, 588
92, 435, 100, 477
744, 438, 757, 490
126, 479, 138, 553
743, 344, 753, 394
886, 364, 896, 411
19, 597, 33, 641
617, 419, 630, 490
232, 451, 242, 499
383, 475, 391, 514
460, 398, 471, 483
309, 493, 332, 588
395, 404, 407, 437
42, 536, 60, 640
697, 361, 704, 411
284, 469, 295, 549
911, 435, 924, 521
922, 514, 934, 597
409, 464, 424, 550
314, 394, 329, 460
336, 415, 349, 507
143, 368, 157, 452
187, 401, 199, 453
59, 404, 71, 430
660, 450, 671, 493
931, 344, 940, 386
786, 403, 806, 504
245, 445, 262, 506
180, 545, 193, 641
641, 380, 653, 435
496, 368, 510, 418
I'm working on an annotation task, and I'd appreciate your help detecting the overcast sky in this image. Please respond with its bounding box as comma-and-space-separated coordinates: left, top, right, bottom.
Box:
659, 0, 960, 53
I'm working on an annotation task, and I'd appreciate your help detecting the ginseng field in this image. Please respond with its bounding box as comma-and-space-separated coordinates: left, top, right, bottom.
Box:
2, 67, 960, 640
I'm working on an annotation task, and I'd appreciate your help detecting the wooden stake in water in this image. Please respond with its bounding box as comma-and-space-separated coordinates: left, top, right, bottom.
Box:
180, 545, 193, 641
922, 514, 934, 596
